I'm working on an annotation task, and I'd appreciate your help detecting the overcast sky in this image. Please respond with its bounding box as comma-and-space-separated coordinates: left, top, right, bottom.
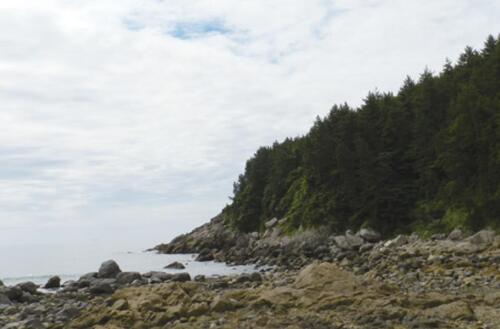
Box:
1, 0, 499, 248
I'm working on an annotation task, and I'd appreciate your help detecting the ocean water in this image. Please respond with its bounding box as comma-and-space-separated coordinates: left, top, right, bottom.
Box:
0, 243, 257, 287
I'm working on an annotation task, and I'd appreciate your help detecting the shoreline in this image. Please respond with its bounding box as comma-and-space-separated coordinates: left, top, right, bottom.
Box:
1, 222, 499, 328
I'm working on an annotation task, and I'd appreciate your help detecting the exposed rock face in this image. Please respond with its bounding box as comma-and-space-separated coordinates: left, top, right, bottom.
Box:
97, 260, 122, 278
44, 276, 61, 289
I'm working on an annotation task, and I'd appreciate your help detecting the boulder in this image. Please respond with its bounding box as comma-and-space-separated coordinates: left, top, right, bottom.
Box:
448, 228, 464, 241
3, 286, 23, 302
116, 272, 142, 285
143, 271, 173, 282
16, 281, 38, 294
334, 233, 364, 250
89, 281, 114, 294
195, 249, 214, 262
210, 295, 241, 312
466, 229, 496, 245
171, 272, 191, 282
44, 276, 61, 289
164, 261, 186, 270
98, 260, 121, 278
358, 228, 382, 242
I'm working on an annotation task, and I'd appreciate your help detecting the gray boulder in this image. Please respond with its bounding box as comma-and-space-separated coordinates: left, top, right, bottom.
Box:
116, 272, 142, 285
16, 281, 38, 294
358, 228, 382, 242
98, 260, 121, 278
44, 275, 61, 289
89, 280, 114, 294
171, 272, 191, 282
164, 261, 185, 269
143, 271, 173, 283
3, 286, 23, 302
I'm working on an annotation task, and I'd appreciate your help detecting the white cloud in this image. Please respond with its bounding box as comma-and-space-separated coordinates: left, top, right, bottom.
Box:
0, 0, 499, 245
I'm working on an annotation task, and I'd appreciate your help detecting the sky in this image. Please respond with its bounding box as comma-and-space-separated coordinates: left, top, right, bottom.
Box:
0, 0, 499, 249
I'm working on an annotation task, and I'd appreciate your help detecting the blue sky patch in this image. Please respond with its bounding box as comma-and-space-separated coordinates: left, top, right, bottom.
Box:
169, 19, 231, 39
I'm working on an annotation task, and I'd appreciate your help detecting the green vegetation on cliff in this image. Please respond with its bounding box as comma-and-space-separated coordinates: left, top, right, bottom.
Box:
223, 35, 500, 235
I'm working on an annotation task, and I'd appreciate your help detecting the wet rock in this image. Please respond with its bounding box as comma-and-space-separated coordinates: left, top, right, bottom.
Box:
164, 261, 186, 269
44, 276, 61, 289
97, 260, 122, 278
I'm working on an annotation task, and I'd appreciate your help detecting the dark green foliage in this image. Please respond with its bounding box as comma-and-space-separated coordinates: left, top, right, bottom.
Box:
223, 35, 500, 235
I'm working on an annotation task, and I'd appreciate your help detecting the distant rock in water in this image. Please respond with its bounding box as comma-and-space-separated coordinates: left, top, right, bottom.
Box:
98, 260, 122, 278
164, 261, 186, 269
44, 276, 61, 289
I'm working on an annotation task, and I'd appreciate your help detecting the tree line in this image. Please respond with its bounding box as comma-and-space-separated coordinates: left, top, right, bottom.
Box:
222, 35, 500, 236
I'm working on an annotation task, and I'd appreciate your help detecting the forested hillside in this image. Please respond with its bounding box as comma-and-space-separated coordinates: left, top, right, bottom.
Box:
222, 35, 500, 236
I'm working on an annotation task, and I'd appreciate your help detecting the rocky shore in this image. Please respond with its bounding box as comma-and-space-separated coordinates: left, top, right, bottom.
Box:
1, 219, 499, 328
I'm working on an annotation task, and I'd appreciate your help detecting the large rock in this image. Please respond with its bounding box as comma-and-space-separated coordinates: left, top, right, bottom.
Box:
98, 260, 122, 278
358, 228, 382, 242
116, 272, 142, 285
171, 272, 191, 282
44, 276, 61, 289
334, 233, 363, 250
3, 286, 23, 302
164, 261, 186, 270
89, 280, 114, 294
16, 281, 38, 294
195, 249, 214, 262
466, 229, 496, 245
447, 228, 464, 241
294, 262, 358, 293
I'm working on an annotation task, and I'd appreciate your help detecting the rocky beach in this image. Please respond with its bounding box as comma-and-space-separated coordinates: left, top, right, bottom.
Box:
1, 217, 499, 329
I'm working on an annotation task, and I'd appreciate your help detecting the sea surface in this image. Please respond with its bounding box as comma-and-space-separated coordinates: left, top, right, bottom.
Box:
0, 242, 257, 286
